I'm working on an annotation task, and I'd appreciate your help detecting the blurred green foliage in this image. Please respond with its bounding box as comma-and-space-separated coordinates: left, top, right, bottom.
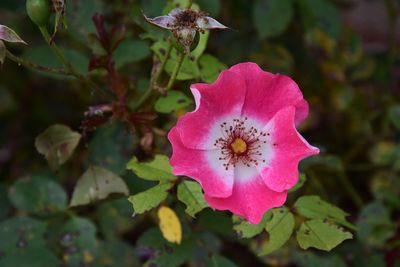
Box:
0, 0, 399, 266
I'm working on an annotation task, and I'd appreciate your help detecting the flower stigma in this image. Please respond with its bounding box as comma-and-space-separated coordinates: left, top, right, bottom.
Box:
231, 138, 247, 154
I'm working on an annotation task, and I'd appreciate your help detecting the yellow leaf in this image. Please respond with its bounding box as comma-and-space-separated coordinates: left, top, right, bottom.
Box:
157, 206, 182, 244
83, 250, 94, 263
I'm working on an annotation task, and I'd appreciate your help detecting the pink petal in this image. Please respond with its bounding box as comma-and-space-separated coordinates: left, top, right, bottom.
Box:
228, 62, 308, 126
176, 70, 247, 149
168, 127, 234, 198
259, 106, 319, 192
205, 177, 287, 224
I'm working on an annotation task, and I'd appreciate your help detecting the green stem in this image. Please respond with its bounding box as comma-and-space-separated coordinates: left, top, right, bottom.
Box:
39, 26, 75, 73
308, 170, 329, 199
165, 52, 184, 91
133, 82, 155, 111
5, 49, 71, 75
337, 171, 364, 209
38, 26, 108, 96
151, 43, 172, 89
132, 42, 173, 111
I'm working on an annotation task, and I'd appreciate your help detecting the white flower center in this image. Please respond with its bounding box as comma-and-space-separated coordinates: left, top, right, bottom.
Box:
213, 117, 274, 171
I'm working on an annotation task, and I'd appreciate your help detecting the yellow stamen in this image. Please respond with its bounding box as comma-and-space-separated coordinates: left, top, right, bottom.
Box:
231, 138, 247, 154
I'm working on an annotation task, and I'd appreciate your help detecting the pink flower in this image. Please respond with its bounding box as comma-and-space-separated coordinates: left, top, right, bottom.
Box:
168, 62, 319, 224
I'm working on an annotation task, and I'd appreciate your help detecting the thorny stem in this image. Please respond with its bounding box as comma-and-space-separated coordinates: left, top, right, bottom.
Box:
132, 41, 173, 111
5, 49, 71, 75
39, 26, 75, 73
133, 77, 155, 111
165, 52, 185, 91
151, 43, 173, 89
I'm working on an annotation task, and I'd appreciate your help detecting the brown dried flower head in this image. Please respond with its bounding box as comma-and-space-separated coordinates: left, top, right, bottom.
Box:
144, 8, 228, 53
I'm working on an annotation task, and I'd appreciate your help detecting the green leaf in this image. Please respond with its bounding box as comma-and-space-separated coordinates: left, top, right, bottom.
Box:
141, 0, 168, 17
0, 217, 47, 250
0, 217, 61, 266
356, 201, 396, 247
289, 173, 307, 193
68, 0, 104, 39
96, 199, 134, 240
253, 0, 294, 39
58, 217, 98, 267
294, 195, 354, 229
66, 50, 90, 74
23, 46, 89, 77
198, 209, 233, 237
114, 38, 150, 68
35, 124, 81, 170
296, 219, 352, 251
60, 217, 97, 248
232, 211, 271, 238
177, 180, 208, 218
388, 105, 400, 131
199, 54, 227, 83
298, 0, 341, 38
0, 247, 60, 267
70, 166, 129, 207
128, 182, 173, 214
155, 90, 193, 113
260, 207, 295, 255
126, 154, 177, 182
191, 31, 209, 59
163, 0, 199, 13
96, 240, 139, 267
22, 45, 58, 67
196, 0, 221, 17
87, 123, 134, 175
8, 176, 67, 214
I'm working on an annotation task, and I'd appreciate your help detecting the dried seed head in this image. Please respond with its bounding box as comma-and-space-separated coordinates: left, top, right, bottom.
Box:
143, 8, 228, 54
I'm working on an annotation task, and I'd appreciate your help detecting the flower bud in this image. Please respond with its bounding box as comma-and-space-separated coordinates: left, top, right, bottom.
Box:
26, 0, 51, 26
